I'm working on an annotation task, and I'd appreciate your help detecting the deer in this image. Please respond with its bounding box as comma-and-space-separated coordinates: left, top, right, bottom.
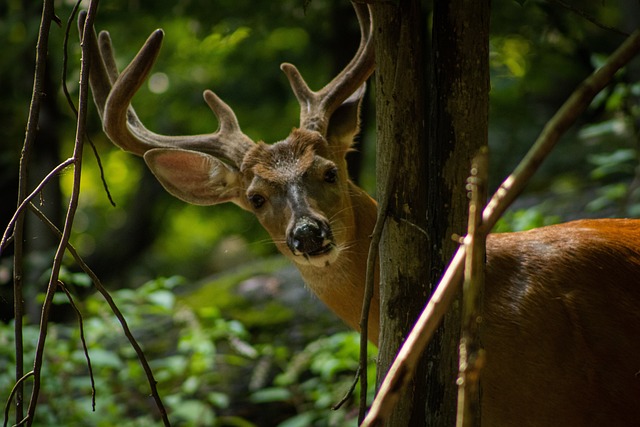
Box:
79, 3, 640, 426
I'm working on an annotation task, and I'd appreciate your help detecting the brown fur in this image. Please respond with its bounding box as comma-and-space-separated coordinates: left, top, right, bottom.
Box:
480, 219, 640, 426
242, 129, 327, 184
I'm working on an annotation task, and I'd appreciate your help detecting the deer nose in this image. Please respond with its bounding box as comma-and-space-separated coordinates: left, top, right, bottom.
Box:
288, 217, 331, 255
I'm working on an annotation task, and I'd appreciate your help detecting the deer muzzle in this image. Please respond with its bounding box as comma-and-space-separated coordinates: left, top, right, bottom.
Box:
287, 216, 334, 259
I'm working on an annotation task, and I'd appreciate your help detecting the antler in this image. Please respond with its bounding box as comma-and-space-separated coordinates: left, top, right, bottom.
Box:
78, 12, 254, 167
280, 2, 374, 135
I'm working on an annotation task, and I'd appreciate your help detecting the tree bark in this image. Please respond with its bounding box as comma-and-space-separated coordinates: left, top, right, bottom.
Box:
373, 0, 489, 424
373, 0, 430, 425
427, 0, 490, 424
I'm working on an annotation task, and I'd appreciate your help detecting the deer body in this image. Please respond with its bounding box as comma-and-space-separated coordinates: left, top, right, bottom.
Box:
80, 4, 640, 425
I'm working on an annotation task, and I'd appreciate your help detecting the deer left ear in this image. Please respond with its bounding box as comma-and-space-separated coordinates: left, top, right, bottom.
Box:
143, 148, 247, 208
326, 83, 366, 150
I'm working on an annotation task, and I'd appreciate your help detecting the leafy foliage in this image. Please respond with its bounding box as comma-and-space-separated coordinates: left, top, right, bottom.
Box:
0, 275, 374, 426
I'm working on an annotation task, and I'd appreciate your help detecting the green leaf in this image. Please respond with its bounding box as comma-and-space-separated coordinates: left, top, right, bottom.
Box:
207, 391, 230, 409
250, 387, 292, 403
147, 289, 175, 310
170, 399, 216, 424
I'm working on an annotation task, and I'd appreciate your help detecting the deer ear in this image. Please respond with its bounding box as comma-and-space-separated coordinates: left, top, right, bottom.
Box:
143, 148, 247, 208
326, 83, 366, 150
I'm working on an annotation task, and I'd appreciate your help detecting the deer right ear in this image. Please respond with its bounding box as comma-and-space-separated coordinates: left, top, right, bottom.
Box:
144, 148, 248, 208
326, 83, 366, 151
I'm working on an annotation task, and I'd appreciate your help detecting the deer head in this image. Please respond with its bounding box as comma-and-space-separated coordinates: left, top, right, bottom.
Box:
78, 3, 379, 334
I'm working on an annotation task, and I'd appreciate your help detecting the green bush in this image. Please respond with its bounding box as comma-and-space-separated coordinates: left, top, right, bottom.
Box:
1, 275, 375, 426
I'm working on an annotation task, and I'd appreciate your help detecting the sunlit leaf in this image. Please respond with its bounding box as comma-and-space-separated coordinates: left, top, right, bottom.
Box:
250, 387, 292, 403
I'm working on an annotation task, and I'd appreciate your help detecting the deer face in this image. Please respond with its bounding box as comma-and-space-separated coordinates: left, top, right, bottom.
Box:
143, 128, 357, 269
241, 129, 353, 267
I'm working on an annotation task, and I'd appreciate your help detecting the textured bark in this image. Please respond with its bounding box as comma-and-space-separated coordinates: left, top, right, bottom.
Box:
373, 1, 430, 425
427, 0, 490, 424
373, 0, 489, 425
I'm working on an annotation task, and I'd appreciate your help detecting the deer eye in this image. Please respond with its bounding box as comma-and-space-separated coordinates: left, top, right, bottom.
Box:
248, 193, 266, 209
324, 167, 338, 184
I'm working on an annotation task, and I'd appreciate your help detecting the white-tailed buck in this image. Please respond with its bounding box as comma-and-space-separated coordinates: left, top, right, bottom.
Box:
80, 3, 640, 426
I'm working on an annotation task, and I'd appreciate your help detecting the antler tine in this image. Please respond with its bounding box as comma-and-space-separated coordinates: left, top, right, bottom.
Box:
78, 14, 254, 167
280, 2, 374, 135
97, 31, 120, 85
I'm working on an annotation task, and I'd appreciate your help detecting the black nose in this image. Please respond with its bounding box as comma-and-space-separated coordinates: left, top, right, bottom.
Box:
288, 217, 331, 255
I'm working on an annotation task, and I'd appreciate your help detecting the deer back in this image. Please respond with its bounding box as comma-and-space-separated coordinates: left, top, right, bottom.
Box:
482, 219, 640, 425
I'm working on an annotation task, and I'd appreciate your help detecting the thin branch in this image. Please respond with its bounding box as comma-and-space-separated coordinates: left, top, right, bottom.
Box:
0, 158, 75, 255
332, 365, 361, 410
56, 281, 96, 411
548, 0, 629, 37
61, 0, 82, 116
361, 28, 640, 427
358, 212, 381, 422
357, 216, 381, 421
356, 123, 399, 423
456, 149, 488, 427
3, 372, 33, 427
61, 1, 105, 187
12, 0, 57, 423
361, 246, 466, 426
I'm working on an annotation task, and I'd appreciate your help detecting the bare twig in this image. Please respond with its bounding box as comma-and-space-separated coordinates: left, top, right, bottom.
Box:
357, 209, 382, 422
361, 246, 466, 426
332, 365, 361, 410
61, 0, 82, 115
548, 0, 629, 37
356, 125, 398, 423
361, 28, 640, 427
456, 149, 488, 427
12, 0, 57, 423
2, 372, 33, 427
0, 158, 74, 255
56, 281, 96, 411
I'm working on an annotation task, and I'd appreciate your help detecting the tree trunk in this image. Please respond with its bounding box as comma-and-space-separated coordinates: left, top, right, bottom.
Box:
373, 0, 489, 424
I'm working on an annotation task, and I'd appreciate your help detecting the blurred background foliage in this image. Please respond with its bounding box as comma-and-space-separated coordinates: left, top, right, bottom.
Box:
0, 0, 639, 425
